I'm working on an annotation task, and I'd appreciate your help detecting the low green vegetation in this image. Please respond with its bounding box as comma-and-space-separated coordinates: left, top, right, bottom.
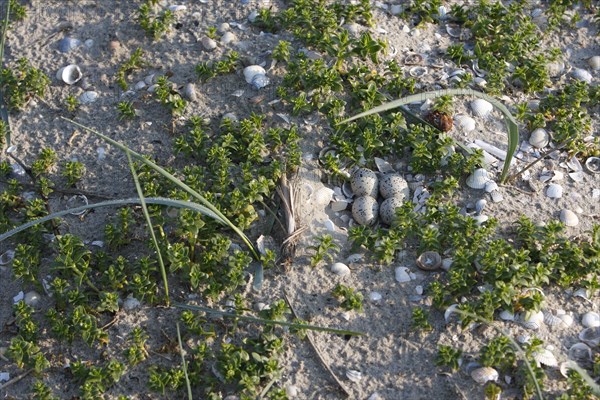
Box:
0, 58, 49, 111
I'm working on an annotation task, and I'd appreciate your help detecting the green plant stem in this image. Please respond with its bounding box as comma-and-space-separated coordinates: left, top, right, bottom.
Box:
0, 0, 11, 149
176, 323, 193, 400
127, 151, 170, 306
341, 89, 519, 183
60, 117, 259, 260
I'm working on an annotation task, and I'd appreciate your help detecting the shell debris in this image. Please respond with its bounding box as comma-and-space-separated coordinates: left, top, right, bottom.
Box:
415, 251, 442, 271
559, 209, 579, 227
470, 366, 498, 384
466, 168, 490, 189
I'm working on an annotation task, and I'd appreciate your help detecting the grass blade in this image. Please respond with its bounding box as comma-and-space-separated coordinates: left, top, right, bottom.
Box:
0, 0, 11, 150
176, 323, 193, 400
340, 89, 519, 183
175, 303, 365, 336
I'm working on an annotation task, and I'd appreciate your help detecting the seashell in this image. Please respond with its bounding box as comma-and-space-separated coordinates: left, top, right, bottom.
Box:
66, 194, 89, 215
520, 310, 544, 330
24, 291, 41, 307
571, 68, 592, 84
183, 83, 197, 101
250, 74, 270, 89
379, 196, 404, 225
323, 218, 335, 232
578, 327, 600, 348
454, 114, 476, 132
395, 266, 412, 283
369, 291, 382, 302
437, 5, 447, 18
569, 342, 593, 362
533, 348, 558, 368
374, 157, 395, 174
79, 91, 98, 104
441, 258, 453, 271
330, 262, 350, 276
557, 313, 573, 327
58, 37, 81, 53
390, 4, 402, 15
445, 23, 462, 38
220, 32, 236, 45
346, 370, 362, 383
545, 184, 563, 199
285, 384, 298, 397
201, 36, 217, 50
470, 367, 498, 384
466, 168, 490, 189
472, 215, 488, 225
529, 128, 549, 148
559, 209, 578, 227
352, 195, 379, 226
56, 65, 82, 85
475, 199, 487, 215
0, 250, 15, 265
313, 187, 334, 207
404, 53, 423, 65
409, 66, 428, 77
470, 99, 493, 118
543, 311, 565, 327
244, 65, 266, 84
351, 168, 379, 198
169, 4, 187, 11
444, 304, 459, 323
133, 81, 146, 90
330, 199, 350, 212
484, 181, 498, 193
13, 291, 24, 303
546, 62, 564, 78
123, 295, 141, 310
416, 251, 442, 271
499, 309, 515, 321
584, 157, 600, 174
588, 56, 600, 71
581, 311, 600, 328
346, 254, 363, 263
379, 174, 409, 200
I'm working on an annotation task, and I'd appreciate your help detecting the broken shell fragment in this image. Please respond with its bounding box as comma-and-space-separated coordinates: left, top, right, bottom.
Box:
379, 196, 404, 225
520, 310, 544, 330
581, 311, 600, 328
56, 65, 82, 85
571, 68, 592, 84
379, 174, 409, 200
454, 114, 476, 132
470, 99, 493, 118
588, 55, 600, 71
395, 266, 412, 283
79, 91, 99, 104
346, 370, 362, 383
545, 184, 563, 199
578, 327, 600, 347
0, 250, 15, 265
330, 262, 351, 277
351, 168, 379, 198
66, 194, 89, 215
466, 168, 490, 189
584, 157, 600, 174
559, 209, 579, 227
529, 128, 549, 148
352, 195, 379, 226
58, 37, 81, 53
24, 291, 41, 307
533, 348, 558, 368
470, 367, 498, 384
568, 342, 593, 362
416, 251, 442, 271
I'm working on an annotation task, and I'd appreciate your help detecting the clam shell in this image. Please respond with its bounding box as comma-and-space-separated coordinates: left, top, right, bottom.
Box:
557, 313, 573, 327
183, 83, 198, 101
58, 37, 81, 53
470, 99, 493, 118
470, 367, 498, 384
520, 310, 544, 330
466, 168, 490, 189
529, 128, 549, 148
346, 370, 362, 382
543, 311, 566, 327
571, 68, 592, 84
24, 291, 41, 307
569, 342, 593, 362
79, 91, 99, 104
56, 65, 82, 85
0, 250, 15, 265
559, 209, 579, 227
545, 184, 563, 199
313, 187, 334, 206
379, 196, 404, 225
588, 55, 600, 71
475, 199, 487, 214
201, 36, 217, 50
374, 157, 395, 174
352, 195, 379, 226
415, 251, 442, 271
404, 53, 423, 65
581, 311, 600, 328
395, 266, 412, 283
408, 66, 428, 77
330, 262, 351, 276
444, 304, 459, 323
369, 291, 382, 302
533, 348, 558, 368
379, 174, 409, 200
351, 168, 379, 198
454, 114, 476, 132
221, 32, 236, 44
243, 65, 266, 84
579, 327, 600, 347
484, 181, 498, 193
66, 194, 89, 215
472, 215, 488, 225
584, 157, 600, 174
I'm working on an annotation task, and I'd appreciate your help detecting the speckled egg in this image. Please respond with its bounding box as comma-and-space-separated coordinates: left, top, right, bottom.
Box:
379, 174, 410, 200
352, 195, 379, 226
378, 196, 404, 225
350, 168, 379, 198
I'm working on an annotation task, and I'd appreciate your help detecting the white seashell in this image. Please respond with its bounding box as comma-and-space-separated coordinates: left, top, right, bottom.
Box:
520, 310, 544, 330
0, 250, 15, 265
546, 62, 565, 78
454, 114, 476, 132
346, 369, 362, 382
557, 313, 573, 327
581, 311, 600, 328
484, 181, 498, 193
58, 37, 81, 53
470, 367, 498, 384
379, 174, 409, 200
169, 5, 187, 11
466, 168, 490, 189
221, 32, 236, 44
323, 218, 336, 232
571, 68, 592, 84
533, 348, 558, 368
56, 65, 82, 85
250, 74, 270, 89
13, 291, 24, 303
529, 128, 549, 148
330, 262, 350, 276
369, 292, 382, 302
351, 168, 379, 198
24, 291, 41, 307
123, 295, 141, 310
183, 83, 197, 102
584, 157, 600, 174
201, 36, 217, 51
559, 209, 579, 227
472, 215, 489, 225
395, 266, 412, 283
499, 309, 515, 321
346, 254, 363, 264
470, 99, 493, 118
569, 342, 593, 362
313, 187, 334, 206
244, 65, 267, 84
352, 195, 379, 226
0, 372, 9, 382
79, 91, 98, 104
543, 311, 565, 327
390, 4, 402, 15
579, 327, 600, 347
416, 251, 442, 271
445, 23, 461, 38
408, 66, 427, 77
374, 157, 395, 174
516, 334, 531, 344
441, 258, 453, 271
330, 200, 350, 212
569, 171, 584, 182
415, 285, 423, 295
588, 56, 600, 71
444, 304, 459, 323
475, 199, 487, 214
379, 196, 404, 225
133, 81, 146, 90
545, 184, 563, 199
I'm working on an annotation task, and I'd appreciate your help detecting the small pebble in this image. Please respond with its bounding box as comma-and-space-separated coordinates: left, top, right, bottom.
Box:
201, 36, 217, 50
123, 296, 141, 310
221, 32, 236, 44
183, 83, 197, 101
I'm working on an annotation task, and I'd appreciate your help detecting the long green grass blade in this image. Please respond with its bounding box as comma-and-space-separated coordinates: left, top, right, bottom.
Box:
176, 303, 365, 336
0, 197, 223, 242
0, 0, 11, 150
60, 117, 259, 259
127, 150, 170, 305
176, 323, 193, 400
340, 89, 519, 183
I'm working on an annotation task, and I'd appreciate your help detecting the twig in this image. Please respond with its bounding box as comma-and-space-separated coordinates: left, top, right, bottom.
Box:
0, 368, 33, 390
283, 292, 351, 397
100, 314, 119, 330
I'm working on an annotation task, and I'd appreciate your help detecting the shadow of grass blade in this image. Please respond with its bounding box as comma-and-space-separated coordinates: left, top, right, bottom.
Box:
176, 303, 365, 336
0, 197, 222, 242
60, 117, 259, 259
340, 89, 519, 183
